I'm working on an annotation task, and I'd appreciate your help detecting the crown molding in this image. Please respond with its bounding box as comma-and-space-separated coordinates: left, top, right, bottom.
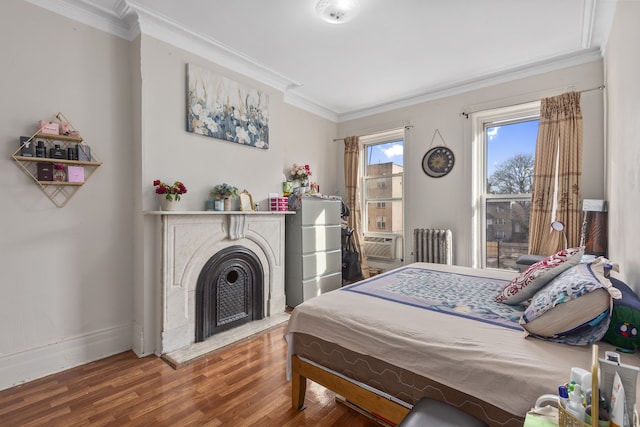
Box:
337, 47, 603, 123
26, 0, 139, 40
283, 90, 338, 122
25, 0, 610, 124
128, 3, 302, 94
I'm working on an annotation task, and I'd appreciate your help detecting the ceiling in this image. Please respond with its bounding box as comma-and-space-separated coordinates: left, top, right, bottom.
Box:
30, 0, 617, 122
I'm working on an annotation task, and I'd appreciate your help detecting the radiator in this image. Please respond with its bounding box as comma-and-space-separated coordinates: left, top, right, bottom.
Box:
413, 228, 453, 264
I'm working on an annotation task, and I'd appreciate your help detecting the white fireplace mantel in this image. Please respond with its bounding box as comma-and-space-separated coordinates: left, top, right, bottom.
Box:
146, 210, 294, 365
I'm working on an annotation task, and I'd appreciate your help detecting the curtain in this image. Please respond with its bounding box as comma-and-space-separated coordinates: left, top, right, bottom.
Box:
529, 92, 583, 255
344, 136, 369, 279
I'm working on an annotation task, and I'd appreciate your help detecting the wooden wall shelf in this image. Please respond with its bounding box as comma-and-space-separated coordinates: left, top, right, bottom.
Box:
11, 112, 102, 208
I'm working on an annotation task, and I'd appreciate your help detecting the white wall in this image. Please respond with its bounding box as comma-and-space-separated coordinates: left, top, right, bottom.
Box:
0, 1, 339, 388
133, 35, 338, 356
604, 0, 640, 291
0, 0, 134, 389
337, 61, 605, 267
138, 36, 339, 214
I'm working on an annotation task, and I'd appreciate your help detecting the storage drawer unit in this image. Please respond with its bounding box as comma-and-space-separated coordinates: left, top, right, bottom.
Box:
285, 198, 342, 307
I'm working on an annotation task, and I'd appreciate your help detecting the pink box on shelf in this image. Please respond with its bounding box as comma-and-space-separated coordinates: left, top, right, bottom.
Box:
269, 197, 288, 211
39, 122, 59, 135
67, 166, 85, 183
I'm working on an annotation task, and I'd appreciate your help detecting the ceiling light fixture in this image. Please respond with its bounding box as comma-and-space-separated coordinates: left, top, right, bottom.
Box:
315, 0, 359, 24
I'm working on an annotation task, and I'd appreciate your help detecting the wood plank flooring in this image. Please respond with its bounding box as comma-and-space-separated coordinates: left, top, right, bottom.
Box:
0, 324, 382, 427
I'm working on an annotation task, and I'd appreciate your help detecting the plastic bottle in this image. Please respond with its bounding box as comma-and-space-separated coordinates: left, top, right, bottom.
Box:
558, 385, 569, 408
567, 383, 586, 422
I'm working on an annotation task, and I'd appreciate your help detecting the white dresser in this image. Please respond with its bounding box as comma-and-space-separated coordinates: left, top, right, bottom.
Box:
285, 197, 342, 307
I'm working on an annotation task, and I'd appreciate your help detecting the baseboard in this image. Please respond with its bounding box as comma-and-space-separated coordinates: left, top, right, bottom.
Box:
0, 323, 133, 391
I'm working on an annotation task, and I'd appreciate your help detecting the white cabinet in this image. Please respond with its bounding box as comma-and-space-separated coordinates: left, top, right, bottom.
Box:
285, 198, 342, 307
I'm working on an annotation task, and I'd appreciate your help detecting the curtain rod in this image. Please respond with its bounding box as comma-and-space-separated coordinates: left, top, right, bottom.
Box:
333, 124, 413, 142
460, 84, 605, 119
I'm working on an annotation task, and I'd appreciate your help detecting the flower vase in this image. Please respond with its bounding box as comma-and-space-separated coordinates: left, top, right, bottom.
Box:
224, 198, 231, 211
159, 197, 178, 211
302, 179, 310, 193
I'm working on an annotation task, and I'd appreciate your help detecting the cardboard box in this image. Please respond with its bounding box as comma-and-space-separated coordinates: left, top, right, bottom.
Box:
67, 166, 85, 183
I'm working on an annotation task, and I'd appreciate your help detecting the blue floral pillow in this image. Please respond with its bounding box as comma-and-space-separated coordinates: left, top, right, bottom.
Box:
520, 262, 619, 345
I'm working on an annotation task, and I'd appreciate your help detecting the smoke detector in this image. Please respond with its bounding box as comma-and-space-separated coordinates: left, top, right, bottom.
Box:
315, 0, 360, 24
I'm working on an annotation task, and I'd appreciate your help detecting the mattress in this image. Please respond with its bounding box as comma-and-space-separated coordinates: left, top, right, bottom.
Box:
285, 262, 640, 424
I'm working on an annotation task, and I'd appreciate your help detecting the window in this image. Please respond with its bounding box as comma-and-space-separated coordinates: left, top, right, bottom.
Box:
472, 102, 539, 270
362, 129, 405, 260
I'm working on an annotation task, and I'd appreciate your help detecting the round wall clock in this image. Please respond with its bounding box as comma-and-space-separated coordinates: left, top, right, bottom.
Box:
422, 146, 455, 178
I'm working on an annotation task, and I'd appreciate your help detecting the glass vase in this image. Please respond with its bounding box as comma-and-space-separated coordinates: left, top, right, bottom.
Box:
53, 167, 66, 182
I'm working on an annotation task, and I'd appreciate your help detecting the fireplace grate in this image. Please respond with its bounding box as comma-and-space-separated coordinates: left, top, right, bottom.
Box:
195, 246, 264, 342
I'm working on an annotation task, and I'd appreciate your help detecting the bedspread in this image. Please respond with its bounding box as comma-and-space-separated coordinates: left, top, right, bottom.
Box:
285, 262, 640, 419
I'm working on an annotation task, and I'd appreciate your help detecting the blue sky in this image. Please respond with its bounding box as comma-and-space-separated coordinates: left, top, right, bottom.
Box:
364, 122, 538, 173
367, 140, 404, 166
487, 119, 538, 176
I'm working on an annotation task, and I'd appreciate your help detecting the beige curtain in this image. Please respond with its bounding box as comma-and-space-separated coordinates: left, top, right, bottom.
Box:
344, 136, 369, 279
529, 92, 583, 255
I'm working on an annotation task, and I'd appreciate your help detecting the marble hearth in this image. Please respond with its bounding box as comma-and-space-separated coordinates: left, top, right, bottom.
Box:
154, 211, 293, 366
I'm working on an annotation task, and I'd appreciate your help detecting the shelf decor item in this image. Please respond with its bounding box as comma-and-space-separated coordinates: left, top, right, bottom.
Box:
290, 163, 311, 181
66, 166, 84, 183
77, 143, 91, 162
154, 180, 187, 211
52, 164, 66, 182
290, 163, 312, 193
210, 183, 239, 211
37, 162, 53, 181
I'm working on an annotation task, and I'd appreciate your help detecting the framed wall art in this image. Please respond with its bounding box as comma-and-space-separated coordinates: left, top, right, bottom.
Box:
186, 63, 269, 149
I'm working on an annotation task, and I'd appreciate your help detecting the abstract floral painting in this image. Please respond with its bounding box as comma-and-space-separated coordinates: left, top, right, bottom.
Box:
186, 63, 269, 149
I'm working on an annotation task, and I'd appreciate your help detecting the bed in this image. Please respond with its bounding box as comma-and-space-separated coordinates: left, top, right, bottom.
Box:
284, 262, 640, 426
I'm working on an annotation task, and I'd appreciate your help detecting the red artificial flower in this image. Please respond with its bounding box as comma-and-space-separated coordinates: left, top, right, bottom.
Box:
153, 180, 187, 201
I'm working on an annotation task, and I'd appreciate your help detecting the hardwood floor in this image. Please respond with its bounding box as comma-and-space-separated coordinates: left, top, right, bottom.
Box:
0, 324, 382, 427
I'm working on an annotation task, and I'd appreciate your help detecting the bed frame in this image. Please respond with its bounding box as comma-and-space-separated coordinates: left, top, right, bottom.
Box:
291, 354, 410, 425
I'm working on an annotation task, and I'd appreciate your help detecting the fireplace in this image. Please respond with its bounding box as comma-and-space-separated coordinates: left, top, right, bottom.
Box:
155, 211, 291, 366
195, 245, 264, 341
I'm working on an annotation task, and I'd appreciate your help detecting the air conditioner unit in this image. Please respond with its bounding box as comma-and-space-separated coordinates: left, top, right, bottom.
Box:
363, 234, 397, 260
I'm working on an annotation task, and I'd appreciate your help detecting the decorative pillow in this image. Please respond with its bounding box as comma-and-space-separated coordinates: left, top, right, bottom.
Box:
519, 263, 619, 345
602, 275, 640, 351
496, 247, 584, 305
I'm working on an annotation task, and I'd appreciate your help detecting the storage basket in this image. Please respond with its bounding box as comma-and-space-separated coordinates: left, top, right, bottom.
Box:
558, 344, 600, 427
558, 402, 592, 427
557, 345, 599, 427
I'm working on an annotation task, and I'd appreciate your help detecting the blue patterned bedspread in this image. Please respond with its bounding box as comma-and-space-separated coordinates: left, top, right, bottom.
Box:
342, 267, 525, 330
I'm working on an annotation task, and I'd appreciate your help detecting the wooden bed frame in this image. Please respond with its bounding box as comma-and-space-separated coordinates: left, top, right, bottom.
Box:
291, 354, 410, 425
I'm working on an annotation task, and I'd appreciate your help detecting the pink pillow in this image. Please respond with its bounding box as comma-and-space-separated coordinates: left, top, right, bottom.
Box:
495, 247, 584, 305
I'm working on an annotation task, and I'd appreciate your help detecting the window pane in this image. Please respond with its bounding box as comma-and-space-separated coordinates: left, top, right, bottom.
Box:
362, 137, 403, 260
366, 201, 403, 233
486, 119, 537, 194
364, 175, 403, 200
485, 199, 531, 270
366, 141, 404, 173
